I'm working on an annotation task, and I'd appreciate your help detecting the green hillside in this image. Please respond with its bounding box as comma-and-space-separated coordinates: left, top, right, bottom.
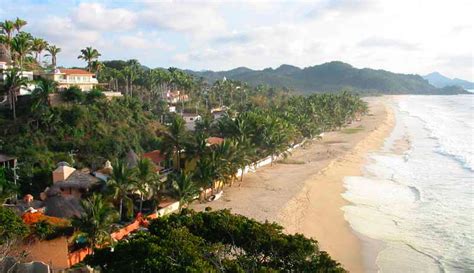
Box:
187, 61, 468, 95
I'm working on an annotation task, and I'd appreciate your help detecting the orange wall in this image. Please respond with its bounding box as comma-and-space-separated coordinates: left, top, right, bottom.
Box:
17, 237, 70, 271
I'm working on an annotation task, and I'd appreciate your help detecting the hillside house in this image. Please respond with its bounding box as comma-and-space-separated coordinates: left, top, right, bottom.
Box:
42, 68, 98, 91
50, 162, 100, 199
0, 44, 36, 96
180, 113, 201, 131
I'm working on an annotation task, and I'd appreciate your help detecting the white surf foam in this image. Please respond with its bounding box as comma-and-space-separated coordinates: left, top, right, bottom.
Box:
342, 95, 474, 273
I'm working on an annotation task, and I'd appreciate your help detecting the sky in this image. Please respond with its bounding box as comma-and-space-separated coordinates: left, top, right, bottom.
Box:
1, 0, 473, 81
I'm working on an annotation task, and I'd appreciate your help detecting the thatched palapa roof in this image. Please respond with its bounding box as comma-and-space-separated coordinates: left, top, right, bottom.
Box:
54, 170, 100, 189
44, 195, 83, 218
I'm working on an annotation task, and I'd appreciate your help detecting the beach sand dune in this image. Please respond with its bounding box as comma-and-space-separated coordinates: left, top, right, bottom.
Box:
191, 97, 393, 273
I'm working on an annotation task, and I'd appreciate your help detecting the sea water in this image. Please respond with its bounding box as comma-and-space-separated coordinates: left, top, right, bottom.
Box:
342, 95, 474, 273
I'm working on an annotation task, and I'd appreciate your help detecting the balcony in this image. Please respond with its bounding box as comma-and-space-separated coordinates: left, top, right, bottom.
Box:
56, 78, 98, 84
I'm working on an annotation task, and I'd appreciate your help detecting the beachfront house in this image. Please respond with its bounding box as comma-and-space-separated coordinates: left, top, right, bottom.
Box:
42, 68, 98, 91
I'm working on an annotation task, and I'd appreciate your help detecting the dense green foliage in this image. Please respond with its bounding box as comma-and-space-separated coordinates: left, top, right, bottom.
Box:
72, 194, 118, 247
0, 167, 18, 203
31, 220, 73, 240
85, 209, 346, 272
62, 85, 85, 102
1, 96, 160, 195
0, 206, 28, 243
188, 61, 469, 95
212, 92, 367, 159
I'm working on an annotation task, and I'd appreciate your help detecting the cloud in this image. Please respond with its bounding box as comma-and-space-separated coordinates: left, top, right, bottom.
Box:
140, 2, 226, 39
358, 37, 420, 51
305, 0, 376, 19
214, 32, 251, 45
3, 0, 473, 80
437, 54, 473, 69
71, 2, 137, 31
117, 33, 171, 51
33, 16, 101, 48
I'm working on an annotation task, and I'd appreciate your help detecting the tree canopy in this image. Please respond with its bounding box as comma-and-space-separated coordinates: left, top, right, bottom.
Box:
85, 209, 346, 273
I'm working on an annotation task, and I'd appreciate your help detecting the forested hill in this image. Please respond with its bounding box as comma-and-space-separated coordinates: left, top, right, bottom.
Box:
186, 61, 468, 95
423, 72, 474, 89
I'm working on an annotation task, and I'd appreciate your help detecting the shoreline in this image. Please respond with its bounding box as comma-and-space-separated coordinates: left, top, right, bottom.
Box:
191, 97, 394, 272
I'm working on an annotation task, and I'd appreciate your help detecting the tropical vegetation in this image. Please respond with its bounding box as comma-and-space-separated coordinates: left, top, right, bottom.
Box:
1, 17, 369, 271
85, 209, 346, 272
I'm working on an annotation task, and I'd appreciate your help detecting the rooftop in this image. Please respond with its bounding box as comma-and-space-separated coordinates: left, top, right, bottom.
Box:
206, 137, 224, 146
54, 170, 100, 189
143, 150, 166, 166
57, 69, 95, 75
0, 153, 16, 163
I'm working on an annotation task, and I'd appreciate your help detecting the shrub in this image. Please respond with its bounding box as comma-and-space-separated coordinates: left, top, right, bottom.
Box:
62, 86, 85, 103
86, 89, 105, 103
32, 220, 73, 240
0, 207, 28, 243
33, 220, 55, 240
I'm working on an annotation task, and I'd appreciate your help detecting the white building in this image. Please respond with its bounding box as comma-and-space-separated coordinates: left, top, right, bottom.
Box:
211, 106, 229, 120
42, 68, 99, 91
180, 113, 201, 131
0, 45, 36, 96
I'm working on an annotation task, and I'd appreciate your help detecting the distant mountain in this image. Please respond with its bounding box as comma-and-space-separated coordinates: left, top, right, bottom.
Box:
187, 61, 468, 95
423, 72, 474, 89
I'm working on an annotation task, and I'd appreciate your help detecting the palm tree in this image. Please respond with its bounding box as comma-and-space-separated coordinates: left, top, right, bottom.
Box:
72, 194, 118, 249
77, 46, 101, 72
213, 140, 239, 187
10, 34, 31, 69
107, 160, 135, 221
134, 158, 159, 213
30, 79, 57, 130
45, 45, 61, 68
193, 156, 217, 198
235, 136, 255, 182
4, 68, 28, 121
0, 20, 14, 50
171, 170, 199, 210
31, 38, 48, 64
124, 60, 140, 96
13, 18, 27, 34
90, 60, 104, 78
31, 78, 56, 108
159, 115, 188, 171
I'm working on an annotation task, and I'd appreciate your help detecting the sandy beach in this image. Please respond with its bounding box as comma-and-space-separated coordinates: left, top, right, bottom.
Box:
191, 97, 394, 272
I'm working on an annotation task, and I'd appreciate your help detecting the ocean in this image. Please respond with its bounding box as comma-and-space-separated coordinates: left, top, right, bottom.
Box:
342, 95, 474, 273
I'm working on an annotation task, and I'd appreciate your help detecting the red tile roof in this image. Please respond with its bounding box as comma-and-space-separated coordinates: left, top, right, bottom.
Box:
143, 150, 166, 165
206, 137, 224, 146
59, 69, 94, 75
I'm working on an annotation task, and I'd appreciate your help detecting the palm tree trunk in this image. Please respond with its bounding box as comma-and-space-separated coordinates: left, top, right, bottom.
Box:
12, 92, 16, 121
119, 198, 123, 221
